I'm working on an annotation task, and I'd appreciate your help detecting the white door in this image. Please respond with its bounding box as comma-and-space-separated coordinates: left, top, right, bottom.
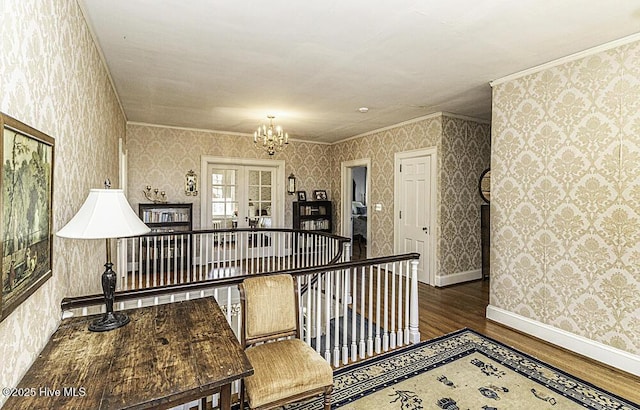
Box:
206, 165, 276, 230
395, 150, 435, 284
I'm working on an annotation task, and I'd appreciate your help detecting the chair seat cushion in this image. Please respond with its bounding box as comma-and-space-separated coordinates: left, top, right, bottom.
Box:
244, 338, 333, 408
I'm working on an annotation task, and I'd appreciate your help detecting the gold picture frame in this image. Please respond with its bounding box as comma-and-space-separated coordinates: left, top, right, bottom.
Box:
1, 113, 54, 322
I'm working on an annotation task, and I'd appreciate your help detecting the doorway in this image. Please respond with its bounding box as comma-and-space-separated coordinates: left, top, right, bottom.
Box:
341, 158, 371, 260
394, 148, 437, 285
200, 156, 285, 230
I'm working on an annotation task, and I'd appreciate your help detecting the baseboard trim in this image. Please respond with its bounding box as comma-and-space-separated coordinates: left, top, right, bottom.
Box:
435, 269, 482, 287
486, 305, 640, 377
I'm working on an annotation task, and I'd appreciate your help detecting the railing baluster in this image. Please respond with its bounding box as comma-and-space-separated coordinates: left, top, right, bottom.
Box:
367, 264, 374, 357
350, 267, 357, 362
305, 272, 312, 346
383, 262, 389, 351
359, 266, 366, 358
404, 260, 410, 344
161, 236, 166, 286
315, 273, 322, 354
341, 267, 349, 365
375, 264, 381, 354
333, 267, 341, 367
324, 272, 331, 362
390, 262, 396, 349
397, 261, 403, 347
409, 260, 420, 343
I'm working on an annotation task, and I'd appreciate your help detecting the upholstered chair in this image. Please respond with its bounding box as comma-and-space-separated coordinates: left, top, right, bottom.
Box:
239, 274, 333, 410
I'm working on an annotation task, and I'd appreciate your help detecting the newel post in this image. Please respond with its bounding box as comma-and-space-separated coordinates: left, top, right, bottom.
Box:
409, 259, 421, 343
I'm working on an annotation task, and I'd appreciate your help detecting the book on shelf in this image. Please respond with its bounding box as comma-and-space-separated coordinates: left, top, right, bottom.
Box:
301, 219, 330, 230
300, 205, 327, 216
142, 209, 190, 223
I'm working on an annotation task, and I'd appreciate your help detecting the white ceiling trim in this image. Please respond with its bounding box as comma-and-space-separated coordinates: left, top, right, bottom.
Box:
126, 121, 331, 145
491, 32, 640, 87
334, 112, 444, 145
441, 112, 491, 125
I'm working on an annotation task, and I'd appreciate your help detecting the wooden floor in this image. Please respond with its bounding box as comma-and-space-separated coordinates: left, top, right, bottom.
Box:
420, 279, 640, 404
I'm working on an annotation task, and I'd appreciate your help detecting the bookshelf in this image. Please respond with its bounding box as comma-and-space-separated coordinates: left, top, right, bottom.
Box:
139, 203, 193, 233
293, 201, 332, 233
138, 203, 193, 273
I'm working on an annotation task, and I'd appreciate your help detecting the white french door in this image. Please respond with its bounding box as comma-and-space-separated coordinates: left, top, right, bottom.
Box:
206, 165, 276, 229
201, 157, 285, 231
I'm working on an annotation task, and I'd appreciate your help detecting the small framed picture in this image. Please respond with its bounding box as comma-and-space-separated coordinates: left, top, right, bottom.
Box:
313, 190, 328, 201
297, 191, 307, 201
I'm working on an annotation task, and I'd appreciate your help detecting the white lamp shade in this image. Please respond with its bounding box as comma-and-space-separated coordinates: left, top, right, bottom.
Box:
57, 189, 150, 239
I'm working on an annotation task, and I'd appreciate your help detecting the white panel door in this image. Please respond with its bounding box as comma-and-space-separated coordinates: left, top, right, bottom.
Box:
397, 155, 432, 284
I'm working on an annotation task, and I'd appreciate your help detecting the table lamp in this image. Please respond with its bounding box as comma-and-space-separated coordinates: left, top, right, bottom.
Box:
57, 185, 150, 332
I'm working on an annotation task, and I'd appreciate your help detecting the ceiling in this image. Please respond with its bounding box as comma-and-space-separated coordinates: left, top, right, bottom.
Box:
79, 1, 640, 143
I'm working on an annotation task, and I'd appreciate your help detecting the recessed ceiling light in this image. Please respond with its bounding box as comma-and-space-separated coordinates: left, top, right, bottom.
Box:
358, 107, 369, 113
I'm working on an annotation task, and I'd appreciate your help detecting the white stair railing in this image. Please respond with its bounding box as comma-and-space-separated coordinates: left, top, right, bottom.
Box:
61, 252, 419, 408
116, 228, 348, 291
297, 256, 420, 367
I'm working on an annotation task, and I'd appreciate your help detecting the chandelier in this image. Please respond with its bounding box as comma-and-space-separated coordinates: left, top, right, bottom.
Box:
254, 115, 289, 155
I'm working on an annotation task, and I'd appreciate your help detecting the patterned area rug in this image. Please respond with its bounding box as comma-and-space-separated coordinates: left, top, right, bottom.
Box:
286, 328, 639, 410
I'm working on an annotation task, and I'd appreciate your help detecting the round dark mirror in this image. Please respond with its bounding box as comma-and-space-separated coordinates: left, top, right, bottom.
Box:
479, 168, 490, 203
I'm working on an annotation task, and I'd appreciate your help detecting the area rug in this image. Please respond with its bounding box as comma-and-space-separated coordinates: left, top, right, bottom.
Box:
286, 328, 639, 410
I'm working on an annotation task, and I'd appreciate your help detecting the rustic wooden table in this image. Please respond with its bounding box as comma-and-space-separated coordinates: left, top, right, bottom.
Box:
3, 297, 253, 410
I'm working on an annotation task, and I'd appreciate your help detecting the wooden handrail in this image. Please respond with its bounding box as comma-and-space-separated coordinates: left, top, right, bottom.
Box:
61, 253, 420, 312
136, 227, 351, 241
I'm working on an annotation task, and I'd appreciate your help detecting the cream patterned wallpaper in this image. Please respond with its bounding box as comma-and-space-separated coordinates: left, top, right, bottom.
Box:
129, 114, 489, 282
330, 114, 490, 279
126, 124, 332, 228
440, 117, 491, 277
491, 41, 640, 354
0, 0, 124, 405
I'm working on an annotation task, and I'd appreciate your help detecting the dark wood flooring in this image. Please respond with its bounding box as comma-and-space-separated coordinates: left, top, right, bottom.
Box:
419, 279, 640, 404
197, 278, 639, 409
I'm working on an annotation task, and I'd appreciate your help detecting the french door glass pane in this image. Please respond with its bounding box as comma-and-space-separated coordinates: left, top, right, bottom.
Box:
248, 169, 272, 228
211, 169, 238, 229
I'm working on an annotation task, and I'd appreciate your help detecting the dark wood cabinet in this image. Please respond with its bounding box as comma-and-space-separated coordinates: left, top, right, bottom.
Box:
481, 204, 490, 279
293, 201, 332, 233
139, 203, 193, 233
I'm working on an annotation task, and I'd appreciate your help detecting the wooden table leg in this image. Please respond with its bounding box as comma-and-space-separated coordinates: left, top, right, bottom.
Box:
219, 383, 232, 410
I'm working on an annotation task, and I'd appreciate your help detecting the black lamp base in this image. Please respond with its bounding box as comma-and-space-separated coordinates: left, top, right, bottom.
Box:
89, 258, 130, 332
89, 311, 130, 332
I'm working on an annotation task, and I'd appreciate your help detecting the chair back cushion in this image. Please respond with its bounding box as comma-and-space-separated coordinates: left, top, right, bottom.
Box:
243, 274, 297, 340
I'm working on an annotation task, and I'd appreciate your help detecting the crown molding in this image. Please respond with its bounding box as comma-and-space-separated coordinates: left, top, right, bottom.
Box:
334, 112, 444, 144
126, 121, 329, 145
490, 33, 640, 87
441, 112, 491, 125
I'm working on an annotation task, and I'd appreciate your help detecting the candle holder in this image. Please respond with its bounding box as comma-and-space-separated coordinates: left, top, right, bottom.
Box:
143, 186, 167, 203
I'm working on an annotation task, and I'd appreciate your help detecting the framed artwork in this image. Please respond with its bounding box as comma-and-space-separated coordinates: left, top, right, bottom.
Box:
185, 169, 198, 196
313, 190, 328, 201
1, 113, 54, 323
297, 191, 306, 201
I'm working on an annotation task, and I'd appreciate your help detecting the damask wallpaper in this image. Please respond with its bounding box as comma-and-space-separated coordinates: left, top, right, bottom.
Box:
0, 0, 124, 405
126, 123, 332, 228
128, 114, 489, 284
329, 113, 490, 280
491, 40, 640, 355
